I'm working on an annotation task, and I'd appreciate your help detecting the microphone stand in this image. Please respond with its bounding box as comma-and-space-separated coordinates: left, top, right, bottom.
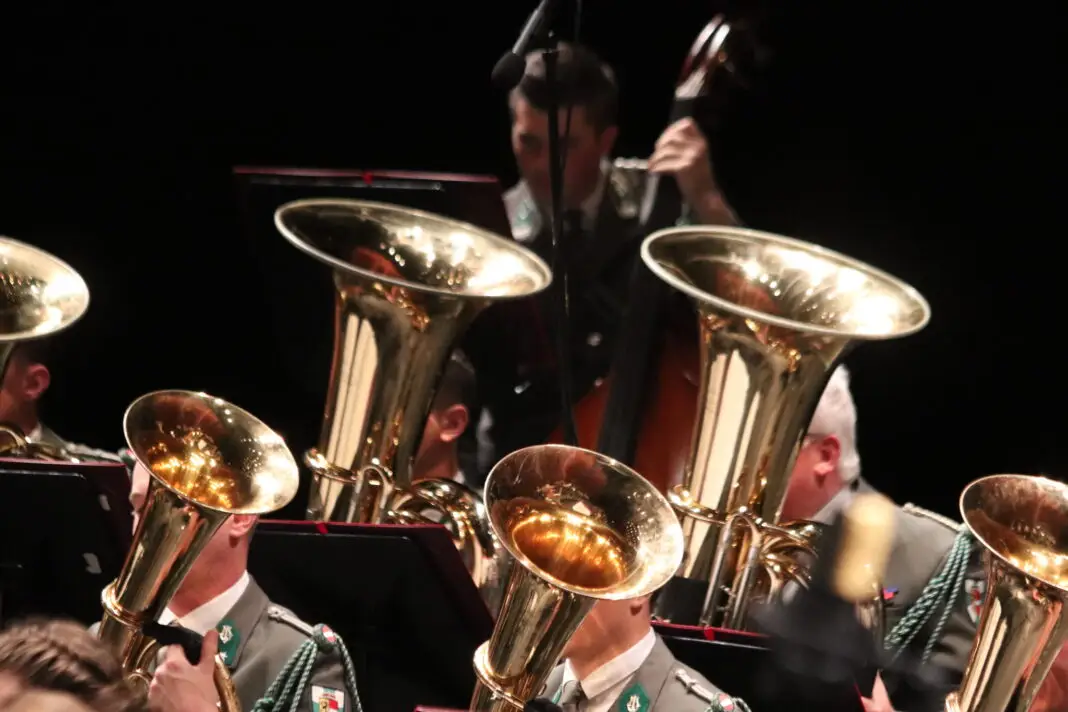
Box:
493, 5, 578, 445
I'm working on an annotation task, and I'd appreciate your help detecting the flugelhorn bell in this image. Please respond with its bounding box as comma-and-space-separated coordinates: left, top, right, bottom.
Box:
96, 390, 300, 711
275, 198, 552, 527
640, 226, 930, 629
470, 444, 684, 712
947, 474, 1068, 712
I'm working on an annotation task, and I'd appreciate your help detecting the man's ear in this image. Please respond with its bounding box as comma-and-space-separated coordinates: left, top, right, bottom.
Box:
230, 514, 258, 540
437, 404, 469, 443
813, 435, 842, 478
21, 364, 50, 402
630, 594, 652, 615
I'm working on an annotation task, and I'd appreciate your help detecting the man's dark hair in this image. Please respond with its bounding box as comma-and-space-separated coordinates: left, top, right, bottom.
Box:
434, 351, 477, 412
510, 42, 619, 131
14, 338, 54, 369
0, 618, 147, 711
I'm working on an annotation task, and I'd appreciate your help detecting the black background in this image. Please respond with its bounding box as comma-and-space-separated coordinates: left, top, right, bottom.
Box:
1, 2, 1061, 520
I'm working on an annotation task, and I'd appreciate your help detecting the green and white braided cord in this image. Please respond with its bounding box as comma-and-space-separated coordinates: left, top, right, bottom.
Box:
883, 529, 974, 665
251, 625, 363, 712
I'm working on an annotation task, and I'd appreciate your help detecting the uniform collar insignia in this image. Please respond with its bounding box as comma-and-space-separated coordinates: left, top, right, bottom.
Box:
215, 618, 240, 669
616, 682, 649, 712
882, 587, 899, 602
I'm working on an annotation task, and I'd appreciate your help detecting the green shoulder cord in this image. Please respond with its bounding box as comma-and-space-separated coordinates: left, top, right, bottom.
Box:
251, 625, 364, 712
883, 529, 974, 665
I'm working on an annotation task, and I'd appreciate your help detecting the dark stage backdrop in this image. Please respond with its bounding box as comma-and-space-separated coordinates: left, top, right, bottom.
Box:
0, 2, 1060, 520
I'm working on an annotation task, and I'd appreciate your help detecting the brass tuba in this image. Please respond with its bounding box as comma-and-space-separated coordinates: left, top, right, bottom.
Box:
274, 199, 551, 590
640, 226, 931, 629
469, 444, 684, 711
0, 236, 91, 461
946, 474, 1068, 712
96, 390, 300, 711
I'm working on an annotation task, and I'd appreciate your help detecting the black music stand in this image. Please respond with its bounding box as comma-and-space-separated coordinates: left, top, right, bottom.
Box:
248, 521, 494, 712
0, 458, 132, 627
654, 622, 865, 712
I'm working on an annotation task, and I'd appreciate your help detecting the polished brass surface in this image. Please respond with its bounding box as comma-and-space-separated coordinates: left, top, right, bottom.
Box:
0, 236, 90, 460
641, 226, 930, 628
96, 390, 299, 710
275, 199, 551, 530
389, 478, 509, 614
469, 444, 684, 712
946, 474, 1068, 712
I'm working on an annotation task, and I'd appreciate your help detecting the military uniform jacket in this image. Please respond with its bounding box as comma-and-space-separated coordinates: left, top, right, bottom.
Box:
33, 423, 127, 464
540, 635, 740, 712
209, 577, 351, 711
831, 480, 983, 684
463, 161, 667, 473
89, 578, 353, 712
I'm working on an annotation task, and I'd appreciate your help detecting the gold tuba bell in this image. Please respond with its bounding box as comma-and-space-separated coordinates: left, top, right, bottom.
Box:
0, 236, 91, 460
274, 199, 551, 592
946, 474, 1068, 712
96, 390, 300, 711
640, 226, 931, 630
469, 444, 684, 711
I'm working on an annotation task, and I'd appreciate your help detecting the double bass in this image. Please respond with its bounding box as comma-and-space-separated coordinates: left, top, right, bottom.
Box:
548, 15, 764, 493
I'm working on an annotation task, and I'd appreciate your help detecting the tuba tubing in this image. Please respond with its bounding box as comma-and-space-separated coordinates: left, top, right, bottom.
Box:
468, 444, 684, 712
945, 474, 1068, 712
639, 225, 931, 629
95, 390, 300, 711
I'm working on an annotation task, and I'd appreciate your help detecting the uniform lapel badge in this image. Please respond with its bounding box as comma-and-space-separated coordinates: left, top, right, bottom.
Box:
617, 682, 649, 712
965, 577, 986, 624
311, 685, 346, 712
214, 619, 240, 667
882, 587, 899, 603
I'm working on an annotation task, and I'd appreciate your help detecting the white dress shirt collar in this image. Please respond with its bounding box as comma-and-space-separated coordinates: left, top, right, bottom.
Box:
560, 628, 656, 712
24, 424, 43, 442
158, 571, 250, 635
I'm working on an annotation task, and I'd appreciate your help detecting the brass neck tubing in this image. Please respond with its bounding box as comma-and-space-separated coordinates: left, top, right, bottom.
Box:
304, 277, 480, 523
469, 565, 596, 712
97, 482, 230, 670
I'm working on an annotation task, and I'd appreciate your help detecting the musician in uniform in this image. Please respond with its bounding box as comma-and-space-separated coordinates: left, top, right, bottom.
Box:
784, 365, 983, 696
0, 340, 124, 462
538, 595, 748, 712
123, 462, 360, 712
467, 42, 740, 475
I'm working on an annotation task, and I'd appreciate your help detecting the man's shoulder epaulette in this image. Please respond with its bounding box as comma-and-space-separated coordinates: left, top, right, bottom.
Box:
673, 669, 750, 712
64, 442, 127, 464
901, 503, 964, 533
266, 604, 316, 638
609, 157, 649, 221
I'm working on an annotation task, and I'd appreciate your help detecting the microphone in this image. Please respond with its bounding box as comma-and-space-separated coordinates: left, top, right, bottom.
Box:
524, 699, 563, 712
492, 0, 563, 90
